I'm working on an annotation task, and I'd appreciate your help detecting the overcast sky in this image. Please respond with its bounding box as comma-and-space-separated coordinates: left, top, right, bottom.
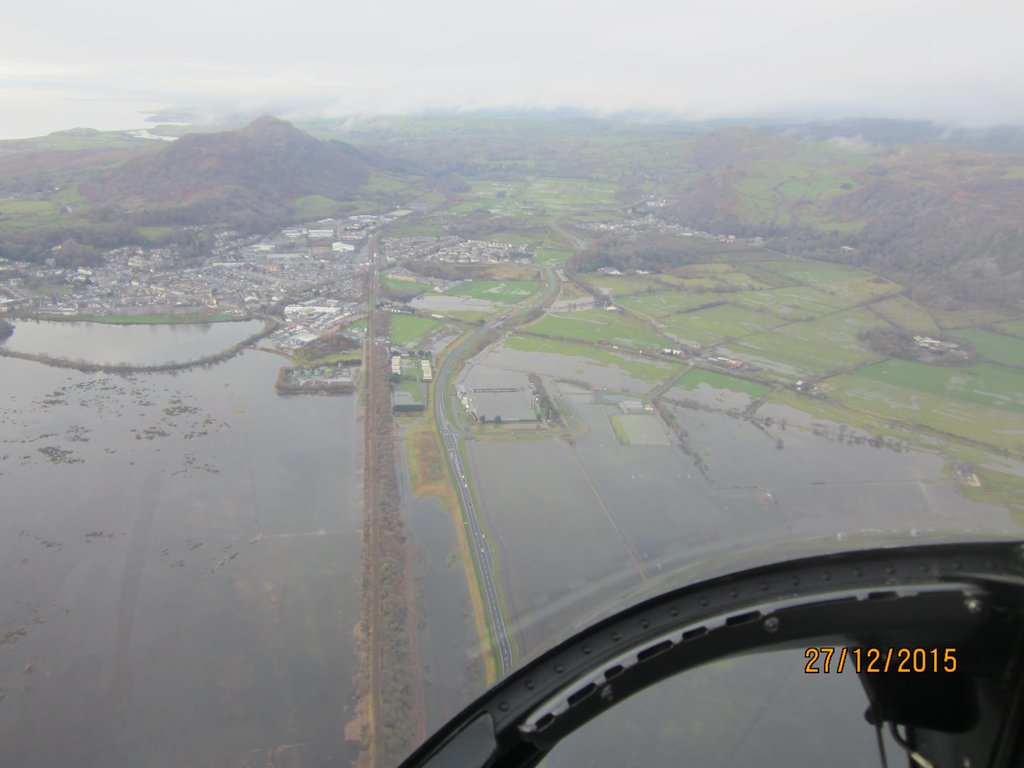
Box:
3, 0, 1023, 136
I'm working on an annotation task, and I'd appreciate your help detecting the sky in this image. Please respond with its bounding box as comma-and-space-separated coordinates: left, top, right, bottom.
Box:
3, 0, 1024, 137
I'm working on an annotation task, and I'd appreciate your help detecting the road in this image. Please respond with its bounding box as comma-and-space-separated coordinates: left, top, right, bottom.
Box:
432, 265, 559, 676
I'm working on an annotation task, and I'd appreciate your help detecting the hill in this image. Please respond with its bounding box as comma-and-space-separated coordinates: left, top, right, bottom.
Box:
82, 116, 372, 227
630, 127, 1024, 310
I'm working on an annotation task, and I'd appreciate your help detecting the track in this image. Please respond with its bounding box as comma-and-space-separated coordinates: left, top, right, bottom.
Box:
362, 236, 385, 765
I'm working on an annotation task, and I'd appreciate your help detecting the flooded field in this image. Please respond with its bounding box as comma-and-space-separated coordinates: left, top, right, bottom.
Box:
462, 350, 1016, 662
543, 648, 886, 768
482, 339, 668, 394
1, 319, 264, 366
0, 348, 363, 767
409, 295, 496, 313
398, 447, 485, 731
466, 439, 646, 657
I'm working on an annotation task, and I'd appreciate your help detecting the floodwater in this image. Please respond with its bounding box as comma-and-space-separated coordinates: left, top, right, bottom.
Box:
409, 295, 496, 313
464, 364, 1016, 662
0, 345, 363, 766
398, 445, 486, 731
479, 341, 664, 393
2, 319, 264, 366
543, 649, 892, 768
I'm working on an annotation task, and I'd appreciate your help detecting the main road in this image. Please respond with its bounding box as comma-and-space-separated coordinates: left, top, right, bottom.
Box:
432, 264, 559, 676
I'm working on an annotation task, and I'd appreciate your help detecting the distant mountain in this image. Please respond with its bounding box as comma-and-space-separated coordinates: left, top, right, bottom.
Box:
605, 126, 1024, 309
82, 116, 371, 226
776, 118, 1024, 155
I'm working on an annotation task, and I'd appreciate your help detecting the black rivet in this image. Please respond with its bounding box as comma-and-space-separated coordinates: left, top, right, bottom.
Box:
499, 701, 509, 712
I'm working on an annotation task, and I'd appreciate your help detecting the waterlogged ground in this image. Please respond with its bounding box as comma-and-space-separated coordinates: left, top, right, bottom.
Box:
0, 349, 363, 767
463, 352, 1016, 663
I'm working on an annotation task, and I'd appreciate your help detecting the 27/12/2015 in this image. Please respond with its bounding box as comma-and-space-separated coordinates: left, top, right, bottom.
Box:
803, 646, 957, 674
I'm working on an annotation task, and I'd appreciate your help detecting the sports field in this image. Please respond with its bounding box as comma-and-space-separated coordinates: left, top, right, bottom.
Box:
389, 315, 440, 346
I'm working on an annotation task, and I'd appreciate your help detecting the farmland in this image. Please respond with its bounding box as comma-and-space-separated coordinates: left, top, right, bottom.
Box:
723, 306, 889, 379
822, 362, 1024, 454
503, 334, 673, 387
446, 280, 539, 304
673, 368, 772, 400
526, 309, 672, 350
619, 291, 722, 319
660, 304, 786, 346
952, 328, 1024, 368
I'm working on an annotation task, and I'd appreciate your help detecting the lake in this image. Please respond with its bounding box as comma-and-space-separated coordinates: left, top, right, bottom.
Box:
0, 343, 363, 766
2, 319, 265, 366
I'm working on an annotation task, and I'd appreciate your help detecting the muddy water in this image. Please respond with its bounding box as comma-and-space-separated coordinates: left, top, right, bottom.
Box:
0, 349, 363, 767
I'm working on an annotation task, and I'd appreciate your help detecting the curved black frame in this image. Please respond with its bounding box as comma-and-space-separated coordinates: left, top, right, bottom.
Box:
399, 541, 1024, 768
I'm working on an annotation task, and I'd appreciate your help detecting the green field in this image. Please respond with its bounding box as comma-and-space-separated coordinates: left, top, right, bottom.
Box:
455, 178, 621, 220
675, 270, 769, 291
534, 248, 573, 263
990, 320, 1024, 340
723, 306, 888, 379
869, 296, 940, 333
581, 274, 680, 296
675, 368, 772, 399
661, 304, 786, 345
816, 277, 903, 305
674, 263, 739, 275
952, 328, 1024, 368
756, 260, 871, 285
446, 280, 539, 303
389, 315, 439, 346
850, 361, 1024, 416
382, 275, 434, 295
827, 367, 1024, 454
504, 334, 673, 385
527, 309, 671, 350
0, 199, 63, 229
619, 292, 723, 319
396, 378, 425, 404
732, 286, 847, 320
933, 305, 1019, 330
288, 194, 352, 219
